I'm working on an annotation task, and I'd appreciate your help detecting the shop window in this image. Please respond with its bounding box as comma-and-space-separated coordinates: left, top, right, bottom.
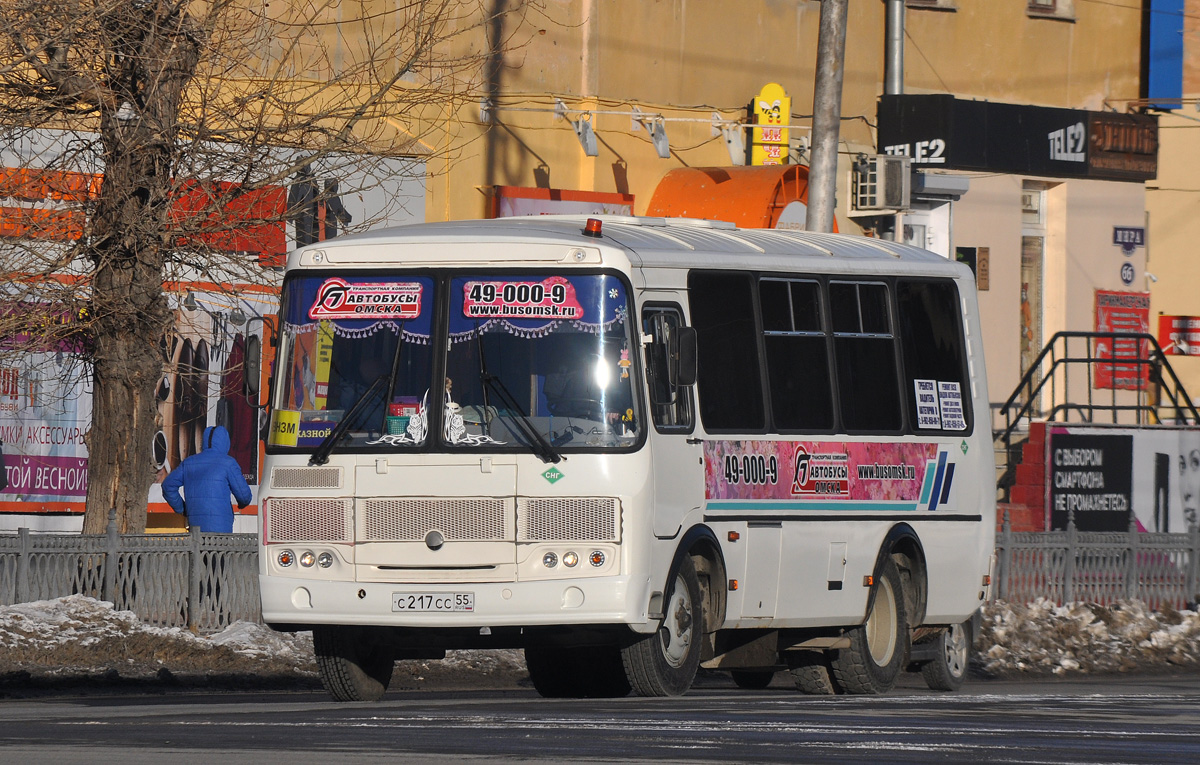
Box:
897, 280, 972, 434
759, 278, 833, 431
688, 271, 765, 432
830, 282, 902, 432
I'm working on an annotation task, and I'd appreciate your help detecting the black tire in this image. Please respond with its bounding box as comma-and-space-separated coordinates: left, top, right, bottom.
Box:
786, 651, 838, 695
621, 555, 704, 697
920, 621, 971, 692
525, 644, 631, 698
313, 626, 395, 702
730, 669, 775, 689
828, 557, 908, 695
525, 646, 576, 698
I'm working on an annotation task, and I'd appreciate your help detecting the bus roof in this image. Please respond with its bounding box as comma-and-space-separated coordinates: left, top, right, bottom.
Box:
295, 216, 964, 275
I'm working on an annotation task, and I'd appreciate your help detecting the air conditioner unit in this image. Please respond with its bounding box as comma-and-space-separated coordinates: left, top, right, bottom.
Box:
853, 155, 911, 212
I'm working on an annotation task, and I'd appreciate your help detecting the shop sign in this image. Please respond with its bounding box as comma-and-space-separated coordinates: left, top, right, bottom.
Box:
1158, 315, 1200, 355
750, 83, 790, 167
877, 95, 1158, 182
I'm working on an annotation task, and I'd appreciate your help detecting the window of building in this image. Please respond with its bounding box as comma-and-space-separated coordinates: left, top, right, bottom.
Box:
1027, 0, 1075, 21
759, 278, 834, 431
688, 271, 765, 432
906, 0, 958, 11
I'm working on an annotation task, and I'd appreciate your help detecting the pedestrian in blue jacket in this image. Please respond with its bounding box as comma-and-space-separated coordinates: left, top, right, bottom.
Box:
162, 425, 253, 533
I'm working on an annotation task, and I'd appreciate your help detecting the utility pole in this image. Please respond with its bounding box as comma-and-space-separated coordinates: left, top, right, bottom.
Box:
807, 0, 849, 233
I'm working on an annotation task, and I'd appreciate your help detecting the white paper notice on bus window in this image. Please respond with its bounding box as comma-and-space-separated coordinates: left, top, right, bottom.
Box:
937, 381, 967, 431
914, 379, 941, 429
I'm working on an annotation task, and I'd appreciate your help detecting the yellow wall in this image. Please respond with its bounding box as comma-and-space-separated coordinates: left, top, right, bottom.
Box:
426, 1, 1144, 229
1146, 0, 1200, 404
417, 1, 1157, 407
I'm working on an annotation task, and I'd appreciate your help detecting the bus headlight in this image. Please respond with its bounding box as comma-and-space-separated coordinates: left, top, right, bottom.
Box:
299, 551, 316, 568
277, 549, 295, 567
542, 552, 558, 568
317, 552, 334, 568
563, 551, 579, 568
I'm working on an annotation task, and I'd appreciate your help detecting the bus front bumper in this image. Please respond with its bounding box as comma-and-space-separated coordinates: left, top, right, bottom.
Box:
259, 573, 654, 631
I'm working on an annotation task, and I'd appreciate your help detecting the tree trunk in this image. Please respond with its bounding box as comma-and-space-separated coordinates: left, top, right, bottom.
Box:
80, 6, 201, 534
82, 299, 168, 534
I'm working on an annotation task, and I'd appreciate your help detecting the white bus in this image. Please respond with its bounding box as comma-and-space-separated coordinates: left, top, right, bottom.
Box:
258, 216, 995, 701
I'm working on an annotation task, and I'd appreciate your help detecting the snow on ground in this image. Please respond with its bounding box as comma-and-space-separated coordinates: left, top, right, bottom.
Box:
0, 595, 1197, 692
0, 595, 525, 692
977, 598, 1200, 676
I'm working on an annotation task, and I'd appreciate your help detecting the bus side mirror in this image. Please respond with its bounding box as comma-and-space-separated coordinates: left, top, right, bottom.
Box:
670, 327, 697, 387
243, 334, 262, 398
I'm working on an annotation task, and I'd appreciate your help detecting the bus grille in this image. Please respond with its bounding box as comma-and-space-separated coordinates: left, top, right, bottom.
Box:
359, 498, 514, 542
517, 497, 621, 542
265, 498, 352, 543
270, 466, 342, 489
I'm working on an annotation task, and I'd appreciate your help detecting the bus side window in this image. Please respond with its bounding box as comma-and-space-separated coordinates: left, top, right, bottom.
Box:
759, 278, 834, 431
688, 271, 766, 432
897, 280, 972, 433
642, 307, 694, 432
830, 281, 903, 432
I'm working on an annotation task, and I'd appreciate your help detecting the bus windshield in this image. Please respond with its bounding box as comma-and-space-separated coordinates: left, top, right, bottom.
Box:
269, 271, 640, 454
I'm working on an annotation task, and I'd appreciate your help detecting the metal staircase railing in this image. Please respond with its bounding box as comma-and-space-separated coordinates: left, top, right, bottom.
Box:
995, 331, 1200, 499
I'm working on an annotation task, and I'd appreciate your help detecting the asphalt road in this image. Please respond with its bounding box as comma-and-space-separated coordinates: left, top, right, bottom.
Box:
1, 673, 1198, 764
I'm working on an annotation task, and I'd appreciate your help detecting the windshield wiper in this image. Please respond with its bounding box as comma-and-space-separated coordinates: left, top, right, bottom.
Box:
479, 373, 561, 464
474, 327, 560, 464
309, 328, 407, 467
308, 374, 388, 466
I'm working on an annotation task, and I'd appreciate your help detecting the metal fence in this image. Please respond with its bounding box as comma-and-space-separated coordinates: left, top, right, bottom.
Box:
0, 512, 259, 634
996, 518, 1200, 609
5, 514, 1200, 628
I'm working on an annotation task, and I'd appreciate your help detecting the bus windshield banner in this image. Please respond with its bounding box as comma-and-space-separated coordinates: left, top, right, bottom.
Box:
461, 276, 583, 320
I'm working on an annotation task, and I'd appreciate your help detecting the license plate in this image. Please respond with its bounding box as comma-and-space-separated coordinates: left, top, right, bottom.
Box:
391, 592, 475, 612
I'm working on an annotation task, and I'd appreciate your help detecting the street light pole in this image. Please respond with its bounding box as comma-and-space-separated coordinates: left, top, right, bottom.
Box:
807, 0, 849, 234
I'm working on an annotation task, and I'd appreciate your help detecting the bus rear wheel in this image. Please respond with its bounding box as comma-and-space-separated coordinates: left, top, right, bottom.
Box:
621, 555, 703, 696
525, 644, 631, 698
920, 621, 971, 691
828, 557, 908, 695
787, 651, 838, 695
313, 626, 395, 702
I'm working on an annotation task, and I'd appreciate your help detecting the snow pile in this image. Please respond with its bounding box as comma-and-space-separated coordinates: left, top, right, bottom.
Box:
977, 598, 1200, 676
0, 596, 524, 688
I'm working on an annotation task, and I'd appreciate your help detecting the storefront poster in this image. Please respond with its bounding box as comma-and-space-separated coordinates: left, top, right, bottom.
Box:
1, 289, 275, 513
1093, 289, 1150, 390
1047, 424, 1200, 533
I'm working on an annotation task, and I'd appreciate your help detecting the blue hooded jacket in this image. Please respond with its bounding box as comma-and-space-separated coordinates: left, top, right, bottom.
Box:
162, 425, 254, 533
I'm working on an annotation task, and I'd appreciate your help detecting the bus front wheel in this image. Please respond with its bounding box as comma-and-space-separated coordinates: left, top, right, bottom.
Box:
828, 557, 908, 695
525, 644, 631, 698
622, 555, 703, 696
313, 626, 395, 702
